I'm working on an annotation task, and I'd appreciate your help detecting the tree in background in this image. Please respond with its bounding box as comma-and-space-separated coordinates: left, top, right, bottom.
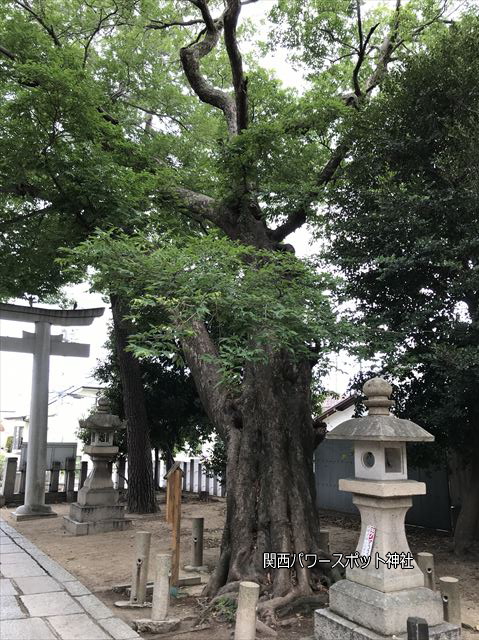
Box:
326, 13, 479, 554
0, 0, 206, 513
93, 328, 213, 480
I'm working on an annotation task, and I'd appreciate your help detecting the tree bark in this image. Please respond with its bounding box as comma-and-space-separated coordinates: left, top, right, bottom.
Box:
449, 451, 479, 555
111, 295, 156, 513
196, 349, 333, 605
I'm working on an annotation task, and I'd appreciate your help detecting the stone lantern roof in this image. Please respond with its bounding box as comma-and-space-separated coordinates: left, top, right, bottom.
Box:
79, 397, 123, 432
327, 377, 434, 442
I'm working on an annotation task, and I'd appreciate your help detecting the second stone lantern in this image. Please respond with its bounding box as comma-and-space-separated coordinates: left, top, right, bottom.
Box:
63, 397, 131, 535
315, 377, 460, 639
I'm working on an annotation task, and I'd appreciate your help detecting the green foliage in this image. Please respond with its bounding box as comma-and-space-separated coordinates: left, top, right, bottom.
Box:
5, 436, 13, 453
327, 14, 479, 463
66, 230, 348, 388
212, 596, 237, 623
91, 328, 213, 459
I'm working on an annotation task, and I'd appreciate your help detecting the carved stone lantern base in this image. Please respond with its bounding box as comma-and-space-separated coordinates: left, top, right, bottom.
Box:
315, 607, 461, 640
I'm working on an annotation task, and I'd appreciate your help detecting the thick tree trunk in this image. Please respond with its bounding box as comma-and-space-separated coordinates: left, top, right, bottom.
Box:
202, 350, 333, 609
111, 295, 156, 513
449, 451, 479, 555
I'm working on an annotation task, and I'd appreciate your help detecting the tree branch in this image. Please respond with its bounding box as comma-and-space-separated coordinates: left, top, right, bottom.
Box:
180, 318, 235, 438
13, 0, 61, 47
179, 3, 237, 136
224, 0, 248, 132
146, 18, 204, 30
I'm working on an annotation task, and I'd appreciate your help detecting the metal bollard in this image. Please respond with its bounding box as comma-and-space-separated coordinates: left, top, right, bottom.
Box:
319, 529, 330, 555
407, 616, 429, 639
417, 552, 436, 590
439, 576, 461, 625
151, 554, 171, 621
234, 581, 260, 640
130, 531, 151, 605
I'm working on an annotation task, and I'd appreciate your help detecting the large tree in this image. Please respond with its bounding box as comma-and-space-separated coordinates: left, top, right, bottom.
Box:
67, 0, 457, 615
0, 0, 201, 512
325, 13, 479, 554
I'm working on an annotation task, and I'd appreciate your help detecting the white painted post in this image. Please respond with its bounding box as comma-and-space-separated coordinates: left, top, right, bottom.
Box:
234, 581, 260, 640
151, 554, 171, 621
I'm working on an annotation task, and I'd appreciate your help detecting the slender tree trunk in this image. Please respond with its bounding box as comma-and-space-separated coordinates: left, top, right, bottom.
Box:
450, 451, 479, 555
111, 295, 156, 513
201, 350, 334, 611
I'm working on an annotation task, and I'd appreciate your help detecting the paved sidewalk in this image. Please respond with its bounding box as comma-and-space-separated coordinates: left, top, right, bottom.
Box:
0, 519, 140, 640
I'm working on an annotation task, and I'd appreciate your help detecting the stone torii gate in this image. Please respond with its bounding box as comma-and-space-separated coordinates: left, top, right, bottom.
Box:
0, 302, 104, 521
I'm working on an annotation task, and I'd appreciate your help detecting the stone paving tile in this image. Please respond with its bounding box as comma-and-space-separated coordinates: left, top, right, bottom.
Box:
0, 616, 56, 640
0, 562, 47, 578
0, 578, 18, 596
0, 595, 26, 620
0, 544, 21, 554
64, 580, 90, 596
48, 613, 110, 639
21, 591, 82, 617
39, 558, 76, 583
0, 551, 31, 564
75, 594, 113, 620
14, 576, 62, 594
98, 616, 140, 639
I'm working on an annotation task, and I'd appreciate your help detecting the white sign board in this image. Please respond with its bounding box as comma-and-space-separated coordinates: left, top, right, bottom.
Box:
361, 525, 376, 557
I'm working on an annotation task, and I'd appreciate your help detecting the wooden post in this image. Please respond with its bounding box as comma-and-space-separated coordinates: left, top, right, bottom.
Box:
213, 475, 218, 497
165, 462, 184, 587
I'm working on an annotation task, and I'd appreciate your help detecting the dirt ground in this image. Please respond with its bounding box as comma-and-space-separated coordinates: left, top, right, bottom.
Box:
2, 494, 478, 640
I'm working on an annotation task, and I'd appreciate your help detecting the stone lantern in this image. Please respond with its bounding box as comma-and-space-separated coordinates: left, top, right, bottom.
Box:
315, 377, 460, 640
63, 397, 131, 535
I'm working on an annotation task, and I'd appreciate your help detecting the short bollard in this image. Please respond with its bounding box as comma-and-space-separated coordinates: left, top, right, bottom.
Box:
234, 581, 260, 640
115, 530, 152, 608
439, 576, 461, 625
131, 530, 151, 605
417, 552, 436, 590
319, 529, 330, 555
152, 554, 171, 621
407, 616, 430, 639
135, 554, 180, 634
185, 517, 208, 572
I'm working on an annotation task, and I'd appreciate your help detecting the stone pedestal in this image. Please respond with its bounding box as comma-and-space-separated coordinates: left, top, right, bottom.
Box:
314, 378, 462, 640
315, 608, 461, 640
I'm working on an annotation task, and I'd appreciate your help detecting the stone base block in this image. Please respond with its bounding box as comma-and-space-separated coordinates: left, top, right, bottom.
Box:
77, 487, 119, 506
315, 608, 461, 640
184, 564, 209, 573
12, 510, 58, 522
329, 580, 443, 636
134, 618, 180, 634
114, 600, 152, 609
63, 515, 132, 536
68, 502, 127, 523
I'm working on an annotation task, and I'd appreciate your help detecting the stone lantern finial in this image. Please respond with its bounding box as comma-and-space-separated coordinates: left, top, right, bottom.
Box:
97, 396, 110, 412
363, 377, 394, 415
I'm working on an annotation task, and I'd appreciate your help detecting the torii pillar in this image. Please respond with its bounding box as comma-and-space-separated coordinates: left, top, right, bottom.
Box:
0, 303, 104, 521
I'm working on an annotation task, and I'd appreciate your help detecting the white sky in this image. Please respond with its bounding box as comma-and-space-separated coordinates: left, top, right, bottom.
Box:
1, 1, 403, 417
